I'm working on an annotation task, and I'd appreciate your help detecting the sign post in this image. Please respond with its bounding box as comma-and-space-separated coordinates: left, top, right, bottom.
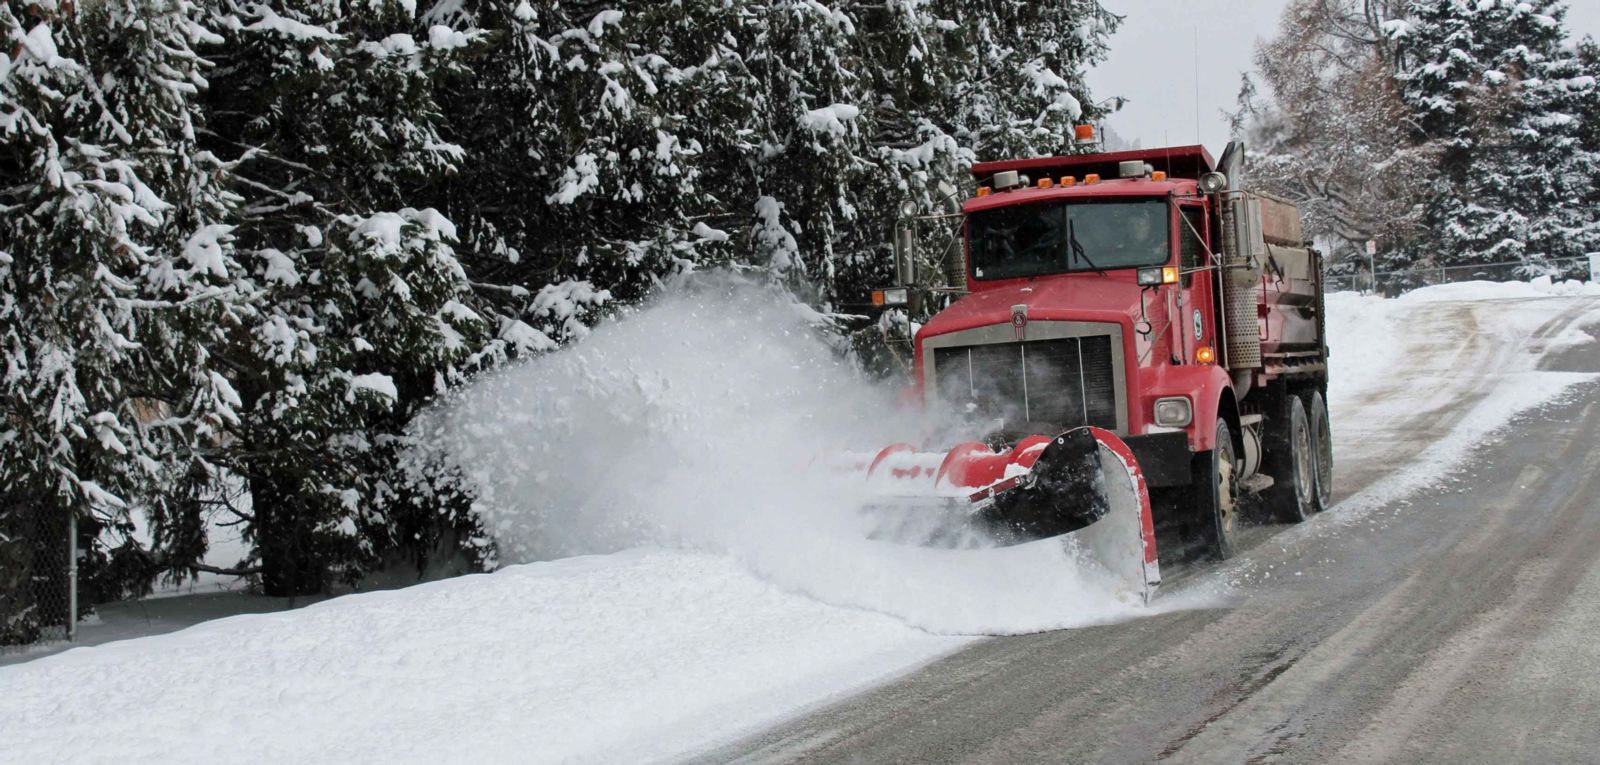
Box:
1366, 240, 1378, 294
1590, 253, 1599, 283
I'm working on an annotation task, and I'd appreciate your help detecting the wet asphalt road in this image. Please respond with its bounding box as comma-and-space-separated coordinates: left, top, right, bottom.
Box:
691, 299, 1600, 765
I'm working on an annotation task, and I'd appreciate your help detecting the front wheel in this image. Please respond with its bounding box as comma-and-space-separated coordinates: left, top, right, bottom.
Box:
1197, 419, 1240, 560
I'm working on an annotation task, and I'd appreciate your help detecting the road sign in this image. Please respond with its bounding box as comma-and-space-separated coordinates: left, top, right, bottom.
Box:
1366, 240, 1377, 256
1590, 253, 1599, 282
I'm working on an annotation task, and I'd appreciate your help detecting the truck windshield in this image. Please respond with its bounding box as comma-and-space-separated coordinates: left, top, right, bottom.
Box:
968, 199, 1170, 280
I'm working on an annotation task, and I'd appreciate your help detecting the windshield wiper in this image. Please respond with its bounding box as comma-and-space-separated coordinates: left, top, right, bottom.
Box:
1067, 218, 1106, 275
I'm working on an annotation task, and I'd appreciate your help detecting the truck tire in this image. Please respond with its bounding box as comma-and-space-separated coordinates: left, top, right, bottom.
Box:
1308, 391, 1333, 512
1262, 394, 1315, 523
1197, 419, 1239, 560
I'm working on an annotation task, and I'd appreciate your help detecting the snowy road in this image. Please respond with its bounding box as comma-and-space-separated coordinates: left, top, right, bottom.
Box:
692, 290, 1600, 764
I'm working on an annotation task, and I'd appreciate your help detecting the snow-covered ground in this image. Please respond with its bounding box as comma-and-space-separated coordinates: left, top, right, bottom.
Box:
2, 277, 1597, 765
1321, 278, 1600, 519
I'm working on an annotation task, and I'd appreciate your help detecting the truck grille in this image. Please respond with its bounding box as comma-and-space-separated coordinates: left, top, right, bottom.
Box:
933, 336, 1118, 430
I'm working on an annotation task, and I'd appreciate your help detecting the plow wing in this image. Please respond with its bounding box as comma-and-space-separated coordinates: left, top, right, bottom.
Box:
845, 427, 1161, 603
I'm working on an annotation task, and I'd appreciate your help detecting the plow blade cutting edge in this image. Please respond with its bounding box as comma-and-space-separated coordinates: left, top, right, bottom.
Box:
854, 427, 1161, 604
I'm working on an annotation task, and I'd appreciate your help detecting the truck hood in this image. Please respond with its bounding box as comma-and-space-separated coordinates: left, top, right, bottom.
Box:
919, 277, 1144, 340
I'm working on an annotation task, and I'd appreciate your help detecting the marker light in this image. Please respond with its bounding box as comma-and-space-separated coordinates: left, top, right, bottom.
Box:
870, 288, 909, 307
976, 187, 991, 197
1196, 346, 1217, 364
1061, 176, 1077, 187
1037, 178, 1054, 188
1137, 267, 1182, 286
1152, 171, 1168, 181
1084, 174, 1101, 184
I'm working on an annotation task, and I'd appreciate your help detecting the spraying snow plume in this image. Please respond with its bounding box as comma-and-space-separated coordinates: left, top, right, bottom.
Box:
420, 271, 911, 559
417, 271, 1157, 634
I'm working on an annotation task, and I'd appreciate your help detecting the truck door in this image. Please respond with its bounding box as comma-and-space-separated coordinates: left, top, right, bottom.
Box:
1178, 204, 1212, 364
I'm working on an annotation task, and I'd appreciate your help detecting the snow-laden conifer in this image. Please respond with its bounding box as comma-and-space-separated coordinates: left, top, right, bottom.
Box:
1392, 0, 1600, 266
196, 1, 511, 594
1, 0, 242, 627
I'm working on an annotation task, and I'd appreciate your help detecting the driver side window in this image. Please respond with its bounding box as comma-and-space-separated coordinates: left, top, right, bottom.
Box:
1180, 207, 1205, 286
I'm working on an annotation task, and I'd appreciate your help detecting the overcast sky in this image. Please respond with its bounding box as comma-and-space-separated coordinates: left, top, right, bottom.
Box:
1086, 0, 1600, 157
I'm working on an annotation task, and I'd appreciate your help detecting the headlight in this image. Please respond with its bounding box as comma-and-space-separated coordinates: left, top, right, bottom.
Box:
1154, 397, 1193, 427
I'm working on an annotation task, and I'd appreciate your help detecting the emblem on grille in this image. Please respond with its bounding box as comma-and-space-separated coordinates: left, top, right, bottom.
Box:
1011, 304, 1029, 340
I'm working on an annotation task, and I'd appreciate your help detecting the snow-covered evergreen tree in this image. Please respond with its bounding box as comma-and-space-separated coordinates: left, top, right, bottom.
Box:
1391, 0, 1599, 266
194, 2, 519, 595
427, 0, 1116, 313
1573, 36, 1600, 227
1, 0, 243, 629
7, 0, 1124, 603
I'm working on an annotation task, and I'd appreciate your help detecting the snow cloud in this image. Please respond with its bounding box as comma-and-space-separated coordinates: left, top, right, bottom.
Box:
414, 271, 1153, 634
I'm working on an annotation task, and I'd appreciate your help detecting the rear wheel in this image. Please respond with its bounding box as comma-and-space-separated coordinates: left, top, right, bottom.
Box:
1263, 394, 1315, 523
1308, 391, 1333, 512
1197, 419, 1239, 560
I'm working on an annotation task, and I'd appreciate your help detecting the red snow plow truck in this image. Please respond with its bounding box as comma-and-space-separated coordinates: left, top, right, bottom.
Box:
859, 136, 1332, 603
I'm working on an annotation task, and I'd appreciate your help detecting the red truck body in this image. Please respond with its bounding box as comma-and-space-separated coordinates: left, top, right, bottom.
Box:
906, 143, 1329, 515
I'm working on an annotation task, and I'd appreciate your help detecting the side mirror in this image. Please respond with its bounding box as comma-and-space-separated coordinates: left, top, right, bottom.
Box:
937, 181, 961, 214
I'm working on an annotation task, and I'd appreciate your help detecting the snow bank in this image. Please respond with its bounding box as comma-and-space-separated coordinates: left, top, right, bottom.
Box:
0, 550, 963, 765
1323, 290, 1409, 409
1326, 277, 1599, 403
1314, 279, 1600, 529
1386, 275, 1600, 303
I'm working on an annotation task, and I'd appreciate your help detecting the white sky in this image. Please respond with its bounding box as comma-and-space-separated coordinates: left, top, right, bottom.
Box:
1087, 0, 1600, 157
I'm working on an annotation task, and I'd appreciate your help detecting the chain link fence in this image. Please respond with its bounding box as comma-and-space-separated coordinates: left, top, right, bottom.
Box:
1, 508, 77, 654
1327, 255, 1597, 295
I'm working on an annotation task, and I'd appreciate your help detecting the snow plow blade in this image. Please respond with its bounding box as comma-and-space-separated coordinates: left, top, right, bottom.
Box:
853, 427, 1160, 603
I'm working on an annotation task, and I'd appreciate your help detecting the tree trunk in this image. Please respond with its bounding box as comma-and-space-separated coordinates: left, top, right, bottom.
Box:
251, 473, 322, 597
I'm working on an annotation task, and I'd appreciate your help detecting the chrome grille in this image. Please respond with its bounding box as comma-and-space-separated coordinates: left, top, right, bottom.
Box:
933, 336, 1118, 429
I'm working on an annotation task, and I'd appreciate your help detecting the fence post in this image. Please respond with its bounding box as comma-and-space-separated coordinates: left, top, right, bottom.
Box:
67, 511, 77, 642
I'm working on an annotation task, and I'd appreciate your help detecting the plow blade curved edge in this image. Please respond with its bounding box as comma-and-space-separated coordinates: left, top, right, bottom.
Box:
852, 426, 1162, 604
974, 427, 1160, 604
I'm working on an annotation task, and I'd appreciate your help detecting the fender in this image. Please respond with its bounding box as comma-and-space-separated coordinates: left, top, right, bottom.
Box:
1137, 364, 1235, 452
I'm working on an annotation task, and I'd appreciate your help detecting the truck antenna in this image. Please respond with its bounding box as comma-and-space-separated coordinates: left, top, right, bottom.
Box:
1193, 26, 1202, 147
